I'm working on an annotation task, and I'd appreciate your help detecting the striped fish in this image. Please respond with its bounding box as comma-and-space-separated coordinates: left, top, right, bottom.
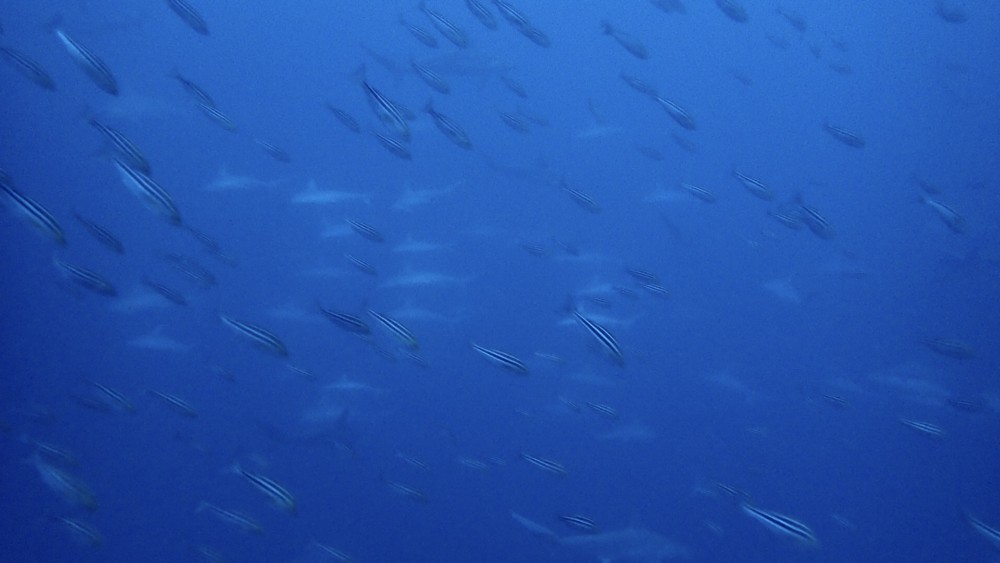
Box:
626, 267, 659, 284
681, 182, 716, 203
344, 253, 378, 275
313, 541, 356, 562
325, 104, 361, 133
794, 195, 836, 239
384, 478, 429, 503
148, 390, 198, 417
899, 418, 945, 437
233, 464, 297, 514
1, 181, 66, 245
90, 381, 136, 413
172, 71, 215, 106
89, 118, 150, 174
368, 310, 419, 349
318, 306, 371, 335
197, 102, 237, 132
493, 0, 550, 47
220, 314, 289, 357
465, 0, 497, 29
372, 131, 412, 159
167, 0, 209, 35
823, 123, 865, 148
196, 502, 263, 534
520, 452, 567, 477
732, 169, 775, 201
31, 455, 98, 510
400, 19, 439, 48
73, 213, 124, 253
653, 96, 696, 129
411, 59, 450, 94
559, 514, 600, 534
641, 282, 671, 298
424, 102, 472, 150
254, 139, 290, 162
113, 159, 182, 225
361, 76, 410, 141
620, 72, 659, 97
53, 516, 102, 547
346, 218, 385, 242
500, 75, 528, 98
55, 260, 116, 296
741, 503, 817, 545
142, 277, 187, 306
586, 402, 619, 420
573, 310, 624, 366
920, 195, 966, 234
966, 513, 1000, 550
0, 47, 56, 90
499, 111, 530, 133
561, 180, 600, 213
53, 28, 118, 95
419, 1, 469, 48
471, 343, 528, 374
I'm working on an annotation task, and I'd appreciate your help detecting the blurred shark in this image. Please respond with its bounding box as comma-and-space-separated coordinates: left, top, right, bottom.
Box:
127, 325, 191, 352
510, 512, 690, 561
204, 165, 289, 191
292, 179, 371, 205
391, 179, 461, 212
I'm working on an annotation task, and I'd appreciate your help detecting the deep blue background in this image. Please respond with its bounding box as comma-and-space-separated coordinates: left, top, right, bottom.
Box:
2, 1, 999, 561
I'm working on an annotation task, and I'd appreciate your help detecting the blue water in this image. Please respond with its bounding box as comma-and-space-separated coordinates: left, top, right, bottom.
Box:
2, 1, 999, 561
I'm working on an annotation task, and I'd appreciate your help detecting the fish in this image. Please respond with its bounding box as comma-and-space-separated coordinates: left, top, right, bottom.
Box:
90, 381, 136, 413
741, 503, 817, 544
465, 0, 498, 29
197, 102, 237, 132
560, 514, 601, 534
88, 118, 151, 174
55, 259, 117, 296
313, 541, 356, 562
172, 71, 215, 106
167, 0, 209, 35
500, 75, 528, 98
493, 0, 550, 47
650, 0, 687, 14
163, 253, 217, 286
601, 21, 649, 59
561, 179, 600, 213
142, 278, 187, 306
823, 123, 865, 148
775, 7, 807, 32
965, 513, 1000, 550
419, 1, 469, 48
520, 452, 567, 477
368, 309, 419, 349
30, 455, 98, 510
1, 180, 66, 245
346, 218, 385, 242
732, 169, 775, 201
372, 131, 412, 159
411, 58, 450, 94
344, 253, 378, 276
325, 104, 361, 133
220, 314, 289, 357
232, 463, 297, 514
424, 101, 472, 149
53, 27, 118, 95
471, 343, 528, 374
715, 0, 749, 22
319, 306, 371, 335
654, 96, 696, 130
573, 310, 625, 366
935, 0, 968, 24
899, 418, 945, 437
920, 195, 965, 233
681, 183, 715, 203
0, 47, 56, 90
499, 111, 530, 133
196, 502, 263, 534
383, 477, 429, 503
254, 139, 291, 162
52, 517, 102, 547
359, 73, 409, 141
586, 402, 619, 420
148, 390, 198, 417
794, 195, 836, 239
620, 72, 658, 97
113, 159, 182, 224
400, 18, 439, 48
924, 337, 974, 358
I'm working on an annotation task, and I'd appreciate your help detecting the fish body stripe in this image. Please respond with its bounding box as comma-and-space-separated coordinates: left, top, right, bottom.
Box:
472, 343, 528, 373
742, 503, 817, 544
220, 315, 288, 356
